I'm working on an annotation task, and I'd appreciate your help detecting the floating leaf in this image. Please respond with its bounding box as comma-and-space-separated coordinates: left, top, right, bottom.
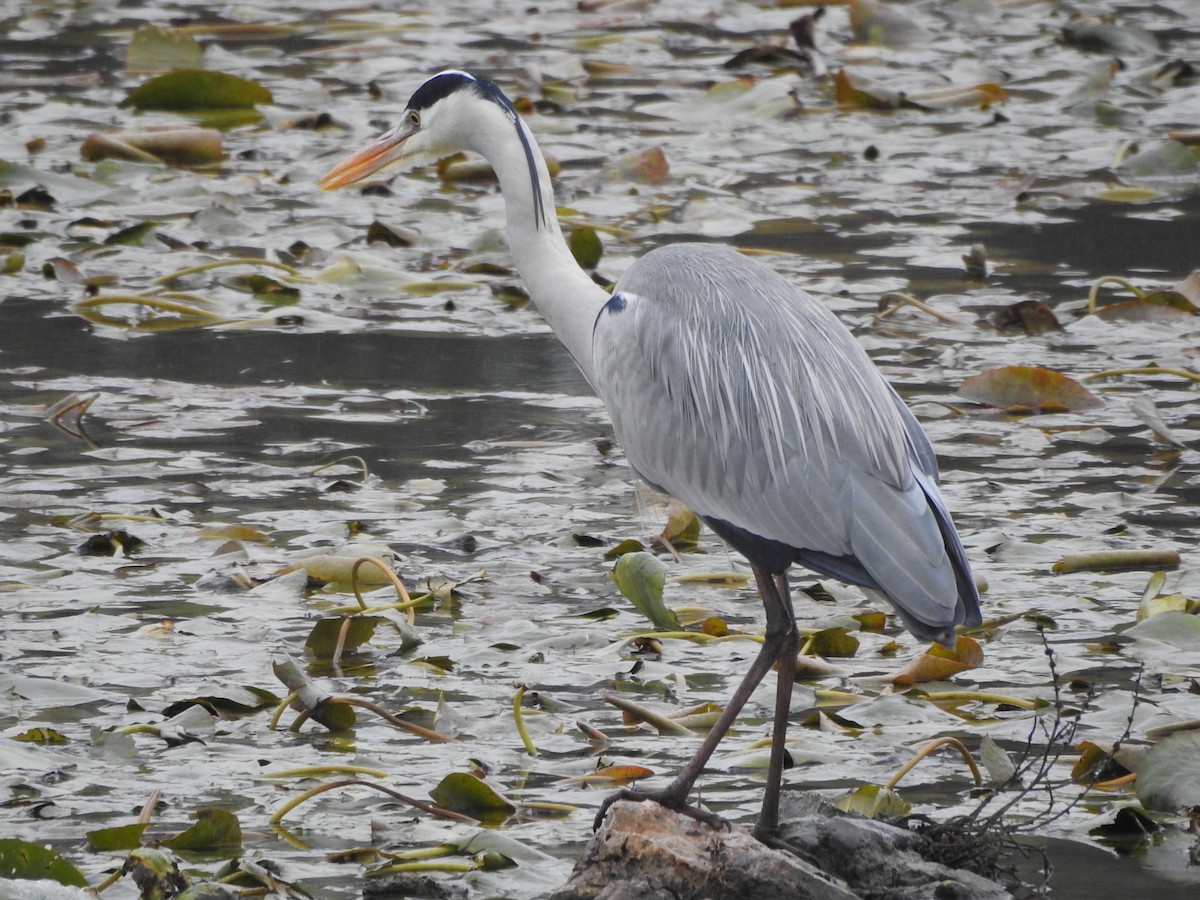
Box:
884, 635, 983, 687
1126, 611, 1200, 648
126, 25, 203, 71
791, 655, 839, 678
304, 616, 383, 658
568, 764, 654, 784
834, 69, 902, 109
429, 773, 516, 822
14, 727, 68, 744
278, 554, 397, 585
908, 82, 1008, 110
609, 147, 669, 184
991, 300, 1064, 335
603, 538, 646, 560
122, 70, 272, 110
655, 499, 700, 553
611, 551, 680, 631
834, 784, 911, 818
87, 822, 149, 852
1136, 730, 1200, 811
161, 808, 242, 852
568, 226, 602, 269
161, 686, 280, 719
804, 627, 860, 658
958, 365, 1103, 412
0, 838, 88, 886
226, 274, 301, 304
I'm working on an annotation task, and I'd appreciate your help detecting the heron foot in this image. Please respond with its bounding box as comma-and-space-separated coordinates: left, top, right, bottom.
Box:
592, 787, 729, 833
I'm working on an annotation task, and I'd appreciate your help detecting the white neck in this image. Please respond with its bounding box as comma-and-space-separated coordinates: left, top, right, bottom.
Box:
465, 106, 609, 389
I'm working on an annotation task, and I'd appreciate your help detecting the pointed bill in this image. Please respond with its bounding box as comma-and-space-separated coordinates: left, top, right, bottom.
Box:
317, 125, 410, 191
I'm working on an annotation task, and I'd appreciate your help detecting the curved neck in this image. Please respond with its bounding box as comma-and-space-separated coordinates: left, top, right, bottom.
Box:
467, 108, 609, 388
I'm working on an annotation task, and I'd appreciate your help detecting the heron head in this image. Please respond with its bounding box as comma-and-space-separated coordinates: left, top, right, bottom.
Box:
318, 70, 496, 190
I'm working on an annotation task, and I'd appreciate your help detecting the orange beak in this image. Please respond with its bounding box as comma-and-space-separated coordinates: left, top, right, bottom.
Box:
317, 126, 410, 191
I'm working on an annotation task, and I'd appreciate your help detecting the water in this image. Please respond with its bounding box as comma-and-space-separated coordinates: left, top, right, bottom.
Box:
2, 0, 1199, 897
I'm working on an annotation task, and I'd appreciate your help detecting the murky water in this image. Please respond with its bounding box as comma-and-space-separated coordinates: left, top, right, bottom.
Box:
2, 0, 1199, 897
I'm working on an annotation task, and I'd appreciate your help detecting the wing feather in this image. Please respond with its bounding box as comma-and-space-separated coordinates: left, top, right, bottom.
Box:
592, 242, 978, 633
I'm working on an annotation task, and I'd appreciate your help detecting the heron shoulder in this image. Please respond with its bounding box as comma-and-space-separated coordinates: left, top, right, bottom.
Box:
595, 242, 914, 489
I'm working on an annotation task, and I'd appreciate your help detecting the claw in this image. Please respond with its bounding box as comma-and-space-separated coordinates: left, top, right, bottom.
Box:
593, 787, 730, 833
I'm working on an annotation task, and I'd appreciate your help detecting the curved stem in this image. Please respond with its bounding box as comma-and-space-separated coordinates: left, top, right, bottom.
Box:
339, 696, 449, 742
154, 257, 307, 284
513, 684, 538, 756
269, 778, 472, 825
351, 556, 416, 625
884, 736, 983, 791
1086, 275, 1145, 314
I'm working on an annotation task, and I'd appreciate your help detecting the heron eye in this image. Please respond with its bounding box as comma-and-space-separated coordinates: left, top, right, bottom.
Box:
407, 110, 420, 127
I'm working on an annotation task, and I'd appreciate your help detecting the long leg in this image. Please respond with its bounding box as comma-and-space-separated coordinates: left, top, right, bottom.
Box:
754, 572, 799, 842
593, 565, 798, 831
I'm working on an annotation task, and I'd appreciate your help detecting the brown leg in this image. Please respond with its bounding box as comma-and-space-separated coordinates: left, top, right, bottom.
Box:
753, 572, 799, 842
593, 566, 799, 833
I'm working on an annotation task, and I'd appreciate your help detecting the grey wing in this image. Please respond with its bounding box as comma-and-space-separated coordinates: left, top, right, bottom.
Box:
592, 243, 964, 630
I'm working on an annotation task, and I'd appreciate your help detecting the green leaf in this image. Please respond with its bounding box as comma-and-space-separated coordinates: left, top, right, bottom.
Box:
161, 808, 242, 852
603, 538, 646, 560
806, 627, 860, 658
568, 227, 602, 269
833, 784, 911, 819
611, 551, 680, 631
122, 70, 272, 111
14, 726, 69, 744
429, 773, 516, 822
0, 838, 88, 886
87, 822, 149, 852
1136, 730, 1200, 811
304, 615, 382, 658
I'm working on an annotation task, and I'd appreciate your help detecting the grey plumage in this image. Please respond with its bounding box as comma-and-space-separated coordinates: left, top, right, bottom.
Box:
594, 243, 978, 643
319, 71, 983, 842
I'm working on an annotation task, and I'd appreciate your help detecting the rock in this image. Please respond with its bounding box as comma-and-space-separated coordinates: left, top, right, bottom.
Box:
550, 800, 857, 900
777, 793, 1010, 900
551, 795, 1011, 900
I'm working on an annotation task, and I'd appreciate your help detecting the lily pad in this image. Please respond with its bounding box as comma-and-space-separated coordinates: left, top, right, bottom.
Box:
0, 839, 88, 887
122, 70, 272, 110
429, 772, 516, 822
161, 808, 243, 852
834, 784, 911, 818
958, 365, 1103, 412
611, 551, 680, 631
1135, 730, 1200, 811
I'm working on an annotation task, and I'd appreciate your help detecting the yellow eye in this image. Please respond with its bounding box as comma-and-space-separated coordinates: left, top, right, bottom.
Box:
407, 110, 420, 127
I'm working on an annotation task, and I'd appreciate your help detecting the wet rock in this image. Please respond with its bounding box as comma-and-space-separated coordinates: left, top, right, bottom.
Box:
551, 795, 1010, 900
776, 793, 1009, 900
550, 800, 857, 900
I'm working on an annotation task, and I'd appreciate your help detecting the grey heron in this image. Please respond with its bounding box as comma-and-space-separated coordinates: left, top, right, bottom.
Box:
319, 70, 982, 844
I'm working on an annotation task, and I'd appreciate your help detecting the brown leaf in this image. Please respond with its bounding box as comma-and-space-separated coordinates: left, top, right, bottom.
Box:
611, 147, 669, 184
958, 365, 1103, 412
991, 300, 1064, 335
884, 635, 983, 687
